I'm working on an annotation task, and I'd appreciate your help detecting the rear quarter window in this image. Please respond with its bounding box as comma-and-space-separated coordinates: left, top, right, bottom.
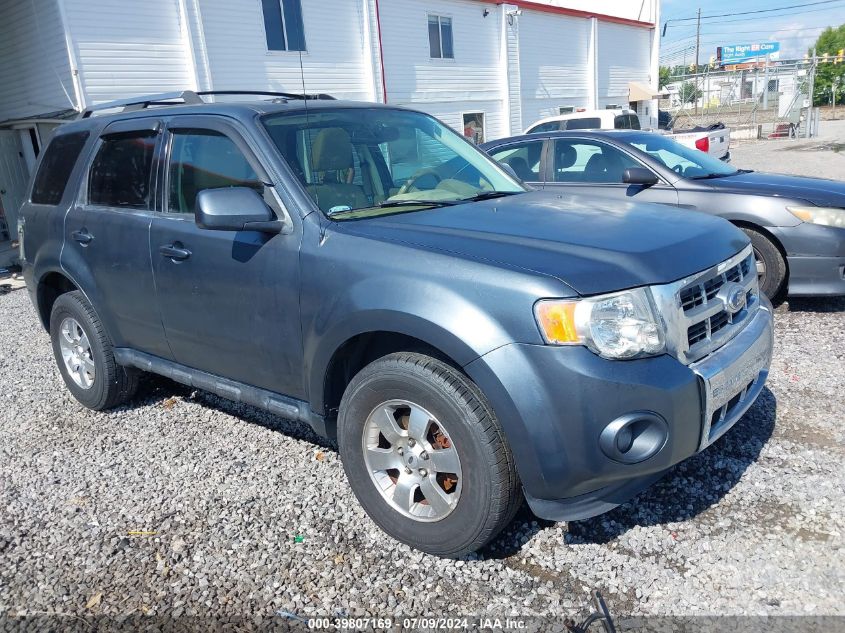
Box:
527, 121, 561, 134
30, 131, 90, 205
614, 114, 641, 130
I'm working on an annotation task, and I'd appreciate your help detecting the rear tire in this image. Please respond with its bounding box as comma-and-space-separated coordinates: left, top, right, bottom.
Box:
50, 291, 139, 410
741, 227, 786, 300
338, 352, 521, 557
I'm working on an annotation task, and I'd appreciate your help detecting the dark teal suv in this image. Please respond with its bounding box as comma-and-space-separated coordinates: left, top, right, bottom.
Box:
19, 91, 773, 556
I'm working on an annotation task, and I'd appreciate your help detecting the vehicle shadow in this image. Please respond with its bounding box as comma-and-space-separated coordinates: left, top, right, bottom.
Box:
483, 387, 777, 555
783, 296, 845, 313
132, 373, 337, 451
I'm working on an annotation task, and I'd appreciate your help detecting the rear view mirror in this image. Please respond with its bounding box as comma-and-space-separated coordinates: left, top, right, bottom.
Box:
622, 167, 659, 186
195, 187, 284, 233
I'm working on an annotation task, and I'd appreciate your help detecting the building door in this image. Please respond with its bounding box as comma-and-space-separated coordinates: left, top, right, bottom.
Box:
0, 130, 32, 242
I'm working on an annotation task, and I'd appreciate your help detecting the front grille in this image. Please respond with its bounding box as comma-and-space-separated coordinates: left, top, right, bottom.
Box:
650, 246, 760, 365
679, 256, 751, 315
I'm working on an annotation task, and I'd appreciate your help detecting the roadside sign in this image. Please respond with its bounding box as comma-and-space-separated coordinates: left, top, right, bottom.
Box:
718, 42, 780, 65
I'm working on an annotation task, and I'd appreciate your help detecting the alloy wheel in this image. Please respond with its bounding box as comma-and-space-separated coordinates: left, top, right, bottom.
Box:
362, 400, 462, 522
59, 317, 95, 389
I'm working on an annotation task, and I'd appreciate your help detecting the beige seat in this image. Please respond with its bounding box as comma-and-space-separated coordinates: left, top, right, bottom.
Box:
306, 128, 369, 212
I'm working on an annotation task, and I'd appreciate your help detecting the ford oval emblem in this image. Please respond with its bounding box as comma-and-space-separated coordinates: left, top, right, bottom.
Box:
720, 282, 747, 314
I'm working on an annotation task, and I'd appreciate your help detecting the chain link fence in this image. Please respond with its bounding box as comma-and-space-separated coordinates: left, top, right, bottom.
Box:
661, 59, 817, 140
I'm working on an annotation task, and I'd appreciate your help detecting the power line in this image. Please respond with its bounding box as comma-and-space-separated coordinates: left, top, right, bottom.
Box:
662, 25, 829, 48
667, 0, 844, 23
663, 1, 845, 36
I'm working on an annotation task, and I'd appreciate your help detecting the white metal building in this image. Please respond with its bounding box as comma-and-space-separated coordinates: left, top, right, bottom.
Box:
0, 0, 659, 261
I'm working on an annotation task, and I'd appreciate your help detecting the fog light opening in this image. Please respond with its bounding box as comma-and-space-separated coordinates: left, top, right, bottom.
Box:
600, 412, 668, 464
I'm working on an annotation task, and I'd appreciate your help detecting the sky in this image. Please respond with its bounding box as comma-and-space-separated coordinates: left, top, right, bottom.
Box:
659, 0, 845, 67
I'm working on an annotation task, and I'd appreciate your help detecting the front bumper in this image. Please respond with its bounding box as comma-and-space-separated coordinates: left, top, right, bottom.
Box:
465, 300, 773, 522
768, 224, 845, 296
787, 255, 845, 297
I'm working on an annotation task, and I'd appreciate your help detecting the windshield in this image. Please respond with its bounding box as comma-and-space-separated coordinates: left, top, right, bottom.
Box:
262, 107, 524, 219
627, 133, 738, 179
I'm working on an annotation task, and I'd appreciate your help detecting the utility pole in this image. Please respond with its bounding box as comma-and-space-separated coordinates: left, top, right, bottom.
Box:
694, 8, 701, 114
806, 49, 816, 138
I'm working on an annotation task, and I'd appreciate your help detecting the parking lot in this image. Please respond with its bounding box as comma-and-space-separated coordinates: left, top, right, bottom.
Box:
1, 140, 843, 625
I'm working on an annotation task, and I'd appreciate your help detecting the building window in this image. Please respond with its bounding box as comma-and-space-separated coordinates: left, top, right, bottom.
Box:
462, 113, 484, 144
261, 0, 306, 51
428, 15, 454, 59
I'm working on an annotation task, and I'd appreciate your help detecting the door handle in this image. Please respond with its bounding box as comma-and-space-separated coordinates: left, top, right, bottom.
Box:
159, 244, 192, 261
71, 229, 93, 245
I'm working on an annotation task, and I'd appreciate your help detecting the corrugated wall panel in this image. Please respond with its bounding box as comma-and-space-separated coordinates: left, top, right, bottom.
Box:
378, 0, 507, 140
0, 0, 75, 121
63, 0, 195, 105
518, 11, 591, 130
191, 0, 370, 101
597, 22, 650, 107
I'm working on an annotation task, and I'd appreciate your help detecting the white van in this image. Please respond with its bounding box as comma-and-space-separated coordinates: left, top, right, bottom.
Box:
524, 108, 641, 134
524, 108, 731, 161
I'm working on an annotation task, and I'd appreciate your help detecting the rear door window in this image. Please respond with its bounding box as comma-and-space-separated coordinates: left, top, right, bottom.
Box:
88, 131, 157, 209
31, 131, 90, 205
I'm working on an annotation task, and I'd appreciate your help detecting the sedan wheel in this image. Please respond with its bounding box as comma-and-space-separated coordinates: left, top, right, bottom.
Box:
741, 228, 786, 300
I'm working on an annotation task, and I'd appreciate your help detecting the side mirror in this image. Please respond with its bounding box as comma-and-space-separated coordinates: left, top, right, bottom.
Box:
622, 167, 659, 186
195, 187, 284, 233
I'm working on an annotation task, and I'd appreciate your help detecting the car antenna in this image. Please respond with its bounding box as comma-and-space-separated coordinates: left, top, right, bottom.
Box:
298, 49, 321, 214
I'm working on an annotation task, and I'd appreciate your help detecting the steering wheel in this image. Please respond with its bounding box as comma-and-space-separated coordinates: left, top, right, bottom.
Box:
672, 164, 685, 176
399, 168, 442, 195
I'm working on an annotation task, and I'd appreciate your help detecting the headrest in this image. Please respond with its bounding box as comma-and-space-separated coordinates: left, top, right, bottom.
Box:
556, 144, 577, 169
312, 128, 354, 172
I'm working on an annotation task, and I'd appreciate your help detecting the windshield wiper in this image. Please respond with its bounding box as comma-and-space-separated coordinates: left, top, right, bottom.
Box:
691, 172, 735, 180
377, 199, 459, 209
456, 191, 521, 203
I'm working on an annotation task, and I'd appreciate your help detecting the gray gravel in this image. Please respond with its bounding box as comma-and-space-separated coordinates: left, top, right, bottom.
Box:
1, 286, 843, 624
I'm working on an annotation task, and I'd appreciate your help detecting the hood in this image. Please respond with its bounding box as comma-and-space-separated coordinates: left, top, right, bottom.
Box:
335, 191, 748, 295
699, 171, 845, 207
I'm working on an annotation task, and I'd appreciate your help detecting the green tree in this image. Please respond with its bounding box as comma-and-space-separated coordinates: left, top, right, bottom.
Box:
809, 24, 845, 106
679, 81, 702, 104
659, 66, 672, 89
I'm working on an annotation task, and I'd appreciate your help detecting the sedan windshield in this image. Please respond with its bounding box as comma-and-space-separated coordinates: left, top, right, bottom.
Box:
262, 108, 524, 219
627, 133, 739, 179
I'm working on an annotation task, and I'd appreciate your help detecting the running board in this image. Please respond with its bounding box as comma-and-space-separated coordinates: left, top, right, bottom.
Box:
113, 348, 330, 438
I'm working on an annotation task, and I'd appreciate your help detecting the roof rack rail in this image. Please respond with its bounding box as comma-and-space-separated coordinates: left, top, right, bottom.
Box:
78, 90, 336, 118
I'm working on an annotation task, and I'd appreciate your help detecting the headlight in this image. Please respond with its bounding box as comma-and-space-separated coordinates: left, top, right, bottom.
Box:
534, 288, 665, 360
786, 206, 845, 228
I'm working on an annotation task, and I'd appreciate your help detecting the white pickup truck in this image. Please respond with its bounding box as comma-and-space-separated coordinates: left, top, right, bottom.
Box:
669, 124, 731, 162
525, 109, 731, 161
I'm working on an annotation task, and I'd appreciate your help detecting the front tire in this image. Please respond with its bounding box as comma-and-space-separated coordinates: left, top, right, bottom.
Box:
50, 291, 139, 410
741, 227, 786, 300
338, 352, 521, 557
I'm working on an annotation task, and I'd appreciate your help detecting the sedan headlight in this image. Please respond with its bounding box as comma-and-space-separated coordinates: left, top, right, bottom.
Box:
786, 206, 845, 228
534, 288, 665, 360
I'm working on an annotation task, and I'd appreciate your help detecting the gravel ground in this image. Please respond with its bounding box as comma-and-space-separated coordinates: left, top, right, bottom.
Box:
1, 283, 843, 628
730, 119, 845, 181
